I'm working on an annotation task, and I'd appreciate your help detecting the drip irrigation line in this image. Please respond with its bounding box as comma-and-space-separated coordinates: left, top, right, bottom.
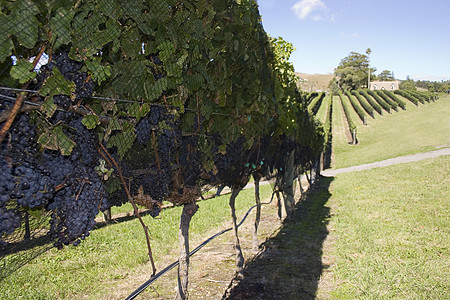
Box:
125, 190, 276, 300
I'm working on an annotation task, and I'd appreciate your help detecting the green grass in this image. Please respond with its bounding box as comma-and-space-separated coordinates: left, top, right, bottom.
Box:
332, 95, 353, 158
315, 94, 331, 124
320, 156, 450, 299
333, 94, 450, 168
0, 184, 273, 299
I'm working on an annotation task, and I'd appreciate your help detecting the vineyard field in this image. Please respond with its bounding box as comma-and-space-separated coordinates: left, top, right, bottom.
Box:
331, 93, 449, 169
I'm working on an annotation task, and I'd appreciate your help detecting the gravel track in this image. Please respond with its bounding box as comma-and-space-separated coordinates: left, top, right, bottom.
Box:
321, 148, 450, 177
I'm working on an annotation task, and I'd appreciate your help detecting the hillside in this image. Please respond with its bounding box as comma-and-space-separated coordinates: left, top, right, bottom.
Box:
295, 72, 334, 92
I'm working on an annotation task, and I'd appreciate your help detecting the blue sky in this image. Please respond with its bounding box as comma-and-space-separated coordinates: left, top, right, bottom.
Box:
257, 0, 450, 81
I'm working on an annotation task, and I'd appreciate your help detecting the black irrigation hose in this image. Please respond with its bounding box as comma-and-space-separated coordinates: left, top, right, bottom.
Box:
125, 190, 277, 300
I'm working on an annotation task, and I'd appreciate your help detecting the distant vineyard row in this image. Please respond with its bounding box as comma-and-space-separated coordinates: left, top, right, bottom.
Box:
306, 89, 439, 145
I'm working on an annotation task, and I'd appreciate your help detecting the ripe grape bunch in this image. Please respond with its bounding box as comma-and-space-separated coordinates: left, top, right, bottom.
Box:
0, 113, 109, 250
34, 51, 95, 109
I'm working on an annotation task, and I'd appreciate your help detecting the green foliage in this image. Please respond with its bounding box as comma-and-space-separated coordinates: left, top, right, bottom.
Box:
334, 51, 375, 91
10, 60, 36, 84
37, 125, 76, 156
39, 68, 76, 98
394, 89, 419, 106
327, 77, 340, 94
382, 90, 406, 110
0, 0, 324, 193
322, 94, 333, 144
351, 90, 374, 118
373, 90, 398, 112
358, 89, 385, 114
338, 92, 357, 133
399, 79, 417, 91
377, 70, 395, 81
307, 92, 325, 115
344, 90, 366, 124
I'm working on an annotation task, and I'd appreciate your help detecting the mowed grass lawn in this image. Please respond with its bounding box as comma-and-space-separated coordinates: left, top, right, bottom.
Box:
0, 185, 274, 299
332, 94, 450, 169
318, 155, 449, 299
317, 93, 450, 298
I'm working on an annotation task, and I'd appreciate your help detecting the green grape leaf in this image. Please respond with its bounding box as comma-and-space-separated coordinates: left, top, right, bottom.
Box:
97, 0, 122, 20
82, 115, 100, 129
0, 32, 13, 62
10, 60, 36, 84
106, 121, 136, 158
39, 67, 76, 97
50, 8, 74, 50
85, 57, 112, 84
7, 0, 39, 49
14, 17, 38, 49
121, 26, 141, 59
144, 77, 167, 101
40, 97, 57, 118
128, 103, 150, 122
103, 116, 122, 142
157, 41, 175, 63
38, 125, 75, 156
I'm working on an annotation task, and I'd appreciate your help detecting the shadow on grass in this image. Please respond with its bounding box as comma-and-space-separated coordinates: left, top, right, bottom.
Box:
223, 176, 334, 300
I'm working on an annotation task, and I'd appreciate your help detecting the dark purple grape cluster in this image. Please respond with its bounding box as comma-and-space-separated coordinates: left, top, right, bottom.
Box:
33, 51, 95, 110
149, 54, 164, 81
45, 153, 108, 248
0, 159, 21, 247
135, 105, 163, 145
5, 114, 38, 161
53, 95, 71, 110
53, 52, 94, 102
0, 111, 109, 249
136, 118, 152, 145
180, 135, 201, 187
211, 137, 251, 187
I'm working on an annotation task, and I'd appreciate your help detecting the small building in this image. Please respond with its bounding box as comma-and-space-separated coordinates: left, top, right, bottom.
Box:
369, 81, 400, 91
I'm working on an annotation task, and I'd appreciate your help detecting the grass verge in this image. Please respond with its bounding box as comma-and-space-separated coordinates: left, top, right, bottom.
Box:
318, 155, 450, 299
0, 184, 274, 299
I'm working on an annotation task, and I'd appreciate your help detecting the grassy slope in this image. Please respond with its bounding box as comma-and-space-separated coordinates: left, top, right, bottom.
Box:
315, 93, 450, 298
332, 95, 353, 159
333, 94, 450, 169
315, 94, 330, 124
318, 156, 450, 299
0, 185, 274, 299
296, 72, 334, 92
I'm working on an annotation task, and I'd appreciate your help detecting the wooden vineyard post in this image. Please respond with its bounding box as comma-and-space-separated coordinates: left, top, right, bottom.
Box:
176, 203, 198, 300
103, 208, 112, 222
297, 167, 304, 197
252, 173, 261, 250
229, 187, 245, 277
282, 150, 295, 216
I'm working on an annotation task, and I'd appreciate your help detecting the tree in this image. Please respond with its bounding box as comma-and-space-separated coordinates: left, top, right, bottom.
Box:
399, 78, 417, 91
328, 77, 340, 94
334, 51, 376, 91
378, 70, 395, 81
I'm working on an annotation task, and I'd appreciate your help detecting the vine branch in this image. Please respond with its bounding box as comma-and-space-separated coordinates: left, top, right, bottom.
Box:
98, 142, 157, 276
0, 45, 46, 144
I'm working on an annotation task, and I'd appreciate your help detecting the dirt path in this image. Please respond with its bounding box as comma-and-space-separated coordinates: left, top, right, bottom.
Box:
321, 148, 450, 177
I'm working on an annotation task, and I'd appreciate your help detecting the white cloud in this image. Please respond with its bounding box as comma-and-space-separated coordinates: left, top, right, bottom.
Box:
330, 14, 336, 22
292, 0, 326, 20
